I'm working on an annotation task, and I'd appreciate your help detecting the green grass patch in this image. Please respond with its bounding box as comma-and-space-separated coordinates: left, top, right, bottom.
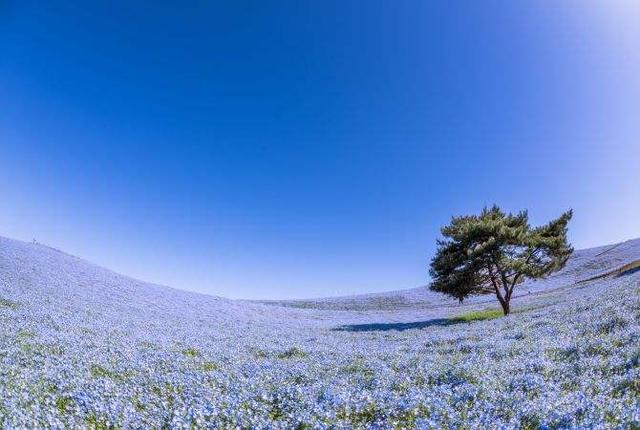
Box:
337, 403, 383, 426
182, 347, 200, 358
55, 396, 73, 414
86, 414, 115, 430
21, 342, 64, 357
250, 348, 269, 359
276, 347, 307, 359
0, 298, 19, 309
450, 309, 504, 323
342, 358, 375, 381
89, 365, 131, 382
199, 361, 220, 372
17, 329, 35, 340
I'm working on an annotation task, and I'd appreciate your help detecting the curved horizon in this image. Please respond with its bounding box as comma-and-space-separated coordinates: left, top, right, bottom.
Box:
1, 232, 638, 301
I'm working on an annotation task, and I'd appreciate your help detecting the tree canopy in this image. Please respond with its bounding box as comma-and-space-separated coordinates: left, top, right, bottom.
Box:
429, 205, 573, 315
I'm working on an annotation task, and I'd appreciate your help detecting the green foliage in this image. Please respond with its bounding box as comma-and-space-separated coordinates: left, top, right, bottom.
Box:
429, 205, 573, 314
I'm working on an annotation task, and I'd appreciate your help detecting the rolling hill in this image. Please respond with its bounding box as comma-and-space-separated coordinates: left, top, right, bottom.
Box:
0, 235, 638, 428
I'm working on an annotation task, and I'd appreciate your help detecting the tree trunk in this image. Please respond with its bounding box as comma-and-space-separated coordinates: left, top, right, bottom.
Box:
500, 299, 510, 315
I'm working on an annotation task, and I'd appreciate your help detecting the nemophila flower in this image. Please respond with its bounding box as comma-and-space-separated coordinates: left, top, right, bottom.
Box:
0, 237, 639, 428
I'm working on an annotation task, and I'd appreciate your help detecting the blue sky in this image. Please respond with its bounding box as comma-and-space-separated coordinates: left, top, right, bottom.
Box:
1, 1, 638, 299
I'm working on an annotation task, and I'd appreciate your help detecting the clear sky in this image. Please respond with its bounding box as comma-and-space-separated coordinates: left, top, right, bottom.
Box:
1, 1, 638, 299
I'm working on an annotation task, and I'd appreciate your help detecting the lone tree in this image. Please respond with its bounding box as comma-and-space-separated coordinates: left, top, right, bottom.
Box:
429, 205, 573, 315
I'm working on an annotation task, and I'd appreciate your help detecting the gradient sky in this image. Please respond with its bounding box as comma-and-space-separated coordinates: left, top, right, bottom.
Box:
1, 1, 638, 299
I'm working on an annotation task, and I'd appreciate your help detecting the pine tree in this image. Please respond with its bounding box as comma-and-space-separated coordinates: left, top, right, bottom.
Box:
429, 205, 573, 315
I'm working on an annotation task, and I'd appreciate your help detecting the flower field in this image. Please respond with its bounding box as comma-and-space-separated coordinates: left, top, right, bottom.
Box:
0, 237, 638, 429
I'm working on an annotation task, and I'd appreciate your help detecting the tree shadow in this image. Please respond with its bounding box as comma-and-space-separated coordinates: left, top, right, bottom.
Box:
333, 318, 455, 332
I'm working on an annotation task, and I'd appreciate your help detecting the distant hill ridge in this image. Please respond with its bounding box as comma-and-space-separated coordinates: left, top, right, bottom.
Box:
257, 238, 640, 310
0, 235, 639, 312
